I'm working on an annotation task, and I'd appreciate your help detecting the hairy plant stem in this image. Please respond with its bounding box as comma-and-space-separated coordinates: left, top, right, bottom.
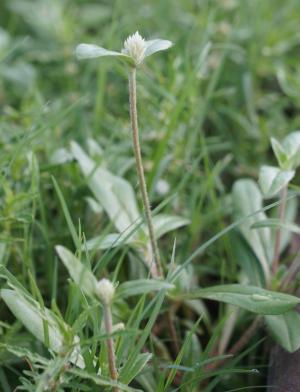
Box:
103, 304, 119, 392
128, 66, 162, 277
128, 67, 180, 357
272, 186, 288, 275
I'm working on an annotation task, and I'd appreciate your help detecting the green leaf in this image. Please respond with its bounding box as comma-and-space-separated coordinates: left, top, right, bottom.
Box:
271, 132, 300, 170
75, 43, 129, 60
252, 218, 300, 234
84, 232, 135, 251
50, 148, 73, 165
151, 214, 190, 239
258, 165, 294, 198
232, 179, 271, 282
71, 142, 142, 235
271, 137, 288, 169
55, 245, 97, 298
274, 197, 298, 253
1, 289, 84, 368
164, 319, 201, 388
144, 39, 173, 57
122, 352, 152, 385
119, 292, 165, 383
265, 310, 300, 352
85, 215, 190, 251
181, 284, 300, 315
230, 232, 265, 286
72, 143, 189, 253
52, 176, 81, 249
116, 279, 174, 299
69, 367, 141, 391
85, 196, 103, 214
0, 343, 49, 366
282, 131, 300, 169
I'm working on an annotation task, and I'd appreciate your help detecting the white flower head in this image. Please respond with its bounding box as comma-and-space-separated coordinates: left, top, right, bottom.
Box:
96, 278, 115, 305
122, 31, 147, 65
76, 32, 173, 67
155, 179, 170, 195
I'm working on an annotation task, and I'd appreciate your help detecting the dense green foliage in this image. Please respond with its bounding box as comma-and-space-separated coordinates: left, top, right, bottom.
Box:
1, 0, 300, 391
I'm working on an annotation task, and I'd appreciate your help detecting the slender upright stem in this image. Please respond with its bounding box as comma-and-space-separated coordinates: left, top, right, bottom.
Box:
128, 67, 162, 277
103, 304, 119, 392
272, 186, 288, 275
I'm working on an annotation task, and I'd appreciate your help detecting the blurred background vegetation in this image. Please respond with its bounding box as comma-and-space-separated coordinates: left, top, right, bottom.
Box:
0, 0, 300, 390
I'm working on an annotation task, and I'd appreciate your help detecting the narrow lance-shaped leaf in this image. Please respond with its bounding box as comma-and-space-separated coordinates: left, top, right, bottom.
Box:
84, 232, 135, 251
56, 245, 97, 298
119, 292, 165, 382
144, 39, 173, 57
271, 137, 288, 169
116, 279, 174, 299
180, 284, 300, 315
0, 343, 49, 366
1, 289, 84, 368
232, 179, 272, 282
151, 214, 190, 240
70, 367, 141, 392
85, 214, 190, 250
252, 219, 300, 235
75, 43, 130, 60
121, 352, 152, 385
71, 141, 142, 235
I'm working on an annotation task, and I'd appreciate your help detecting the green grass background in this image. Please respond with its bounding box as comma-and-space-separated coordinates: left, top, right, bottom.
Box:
0, 0, 300, 390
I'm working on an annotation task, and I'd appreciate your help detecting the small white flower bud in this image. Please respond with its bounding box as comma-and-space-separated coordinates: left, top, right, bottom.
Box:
155, 179, 170, 195
96, 278, 115, 305
112, 322, 125, 333
122, 31, 147, 65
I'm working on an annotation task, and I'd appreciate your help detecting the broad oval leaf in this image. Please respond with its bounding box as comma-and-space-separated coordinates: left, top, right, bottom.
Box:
144, 39, 173, 57
265, 310, 300, 352
56, 245, 97, 298
258, 165, 294, 198
181, 284, 300, 315
1, 289, 84, 368
116, 279, 174, 299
